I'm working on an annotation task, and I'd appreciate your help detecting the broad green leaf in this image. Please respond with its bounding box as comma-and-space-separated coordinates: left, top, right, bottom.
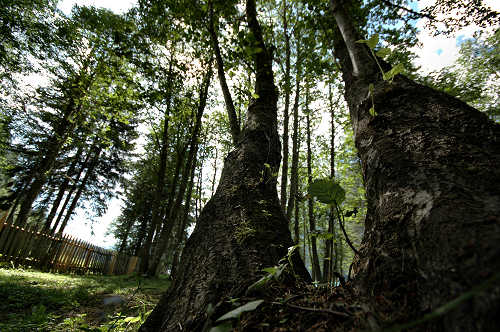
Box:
383, 63, 404, 81
251, 93, 259, 99
376, 47, 391, 58
308, 178, 346, 205
369, 106, 377, 117
216, 300, 265, 322
366, 33, 379, 49
209, 322, 233, 332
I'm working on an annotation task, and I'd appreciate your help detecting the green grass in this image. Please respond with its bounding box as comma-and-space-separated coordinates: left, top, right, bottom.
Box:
0, 267, 170, 331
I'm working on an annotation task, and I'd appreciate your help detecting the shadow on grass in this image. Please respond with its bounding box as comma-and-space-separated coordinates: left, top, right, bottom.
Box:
0, 268, 170, 331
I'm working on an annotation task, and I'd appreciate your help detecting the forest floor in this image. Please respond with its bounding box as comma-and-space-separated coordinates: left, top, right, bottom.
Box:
0, 266, 170, 331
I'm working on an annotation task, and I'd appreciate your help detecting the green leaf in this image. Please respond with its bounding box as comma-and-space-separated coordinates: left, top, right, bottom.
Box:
308, 178, 346, 205
262, 266, 279, 274
123, 316, 141, 323
209, 322, 233, 332
368, 83, 374, 96
366, 33, 379, 49
246, 275, 272, 293
216, 300, 265, 322
251, 93, 259, 99
383, 63, 404, 81
369, 106, 377, 117
376, 47, 391, 58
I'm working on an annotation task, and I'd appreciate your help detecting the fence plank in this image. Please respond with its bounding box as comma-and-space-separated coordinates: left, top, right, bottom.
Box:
0, 222, 137, 275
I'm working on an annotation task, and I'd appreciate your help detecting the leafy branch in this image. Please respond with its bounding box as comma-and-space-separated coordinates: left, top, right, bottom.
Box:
356, 34, 404, 117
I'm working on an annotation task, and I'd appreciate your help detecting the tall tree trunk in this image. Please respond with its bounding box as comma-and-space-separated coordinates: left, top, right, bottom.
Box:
286, 57, 301, 231
118, 217, 135, 254
323, 84, 336, 283
50, 144, 93, 235
140, 140, 186, 274
210, 146, 218, 197
208, 5, 240, 145
170, 149, 198, 280
147, 66, 212, 276
42, 146, 83, 233
56, 147, 101, 235
331, 1, 500, 330
133, 208, 151, 257
306, 87, 321, 282
195, 158, 203, 219
279, 0, 291, 212
139, 62, 174, 274
14, 99, 83, 227
139, 1, 309, 330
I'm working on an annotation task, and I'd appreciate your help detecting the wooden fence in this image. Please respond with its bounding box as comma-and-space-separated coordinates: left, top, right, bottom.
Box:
0, 219, 139, 275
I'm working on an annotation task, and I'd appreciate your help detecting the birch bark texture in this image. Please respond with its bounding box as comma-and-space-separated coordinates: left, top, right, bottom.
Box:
331, 1, 500, 330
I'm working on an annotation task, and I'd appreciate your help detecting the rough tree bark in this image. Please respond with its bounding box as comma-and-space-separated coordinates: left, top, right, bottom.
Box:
331, 1, 500, 330
139, 1, 309, 330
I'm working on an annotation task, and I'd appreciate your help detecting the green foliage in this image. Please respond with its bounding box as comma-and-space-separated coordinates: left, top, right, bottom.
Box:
419, 30, 500, 121
357, 33, 404, 83
308, 178, 346, 205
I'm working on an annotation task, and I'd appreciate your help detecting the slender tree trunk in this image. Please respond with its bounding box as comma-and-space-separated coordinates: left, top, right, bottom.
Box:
140, 141, 186, 274
56, 147, 101, 235
331, 1, 500, 330
211, 146, 218, 197
42, 146, 83, 233
306, 88, 321, 282
208, 6, 240, 145
50, 144, 93, 235
170, 150, 197, 280
147, 66, 212, 276
134, 210, 151, 257
323, 84, 337, 283
14, 100, 83, 227
118, 217, 135, 254
139, 63, 174, 274
279, 0, 291, 212
139, 1, 309, 329
195, 159, 203, 219
5, 181, 28, 224
286, 58, 301, 230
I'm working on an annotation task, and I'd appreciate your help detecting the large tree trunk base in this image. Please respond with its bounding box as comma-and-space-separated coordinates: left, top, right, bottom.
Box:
140, 124, 310, 331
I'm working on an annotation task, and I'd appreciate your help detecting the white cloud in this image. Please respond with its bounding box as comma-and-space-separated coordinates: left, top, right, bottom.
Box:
412, 0, 498, 74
